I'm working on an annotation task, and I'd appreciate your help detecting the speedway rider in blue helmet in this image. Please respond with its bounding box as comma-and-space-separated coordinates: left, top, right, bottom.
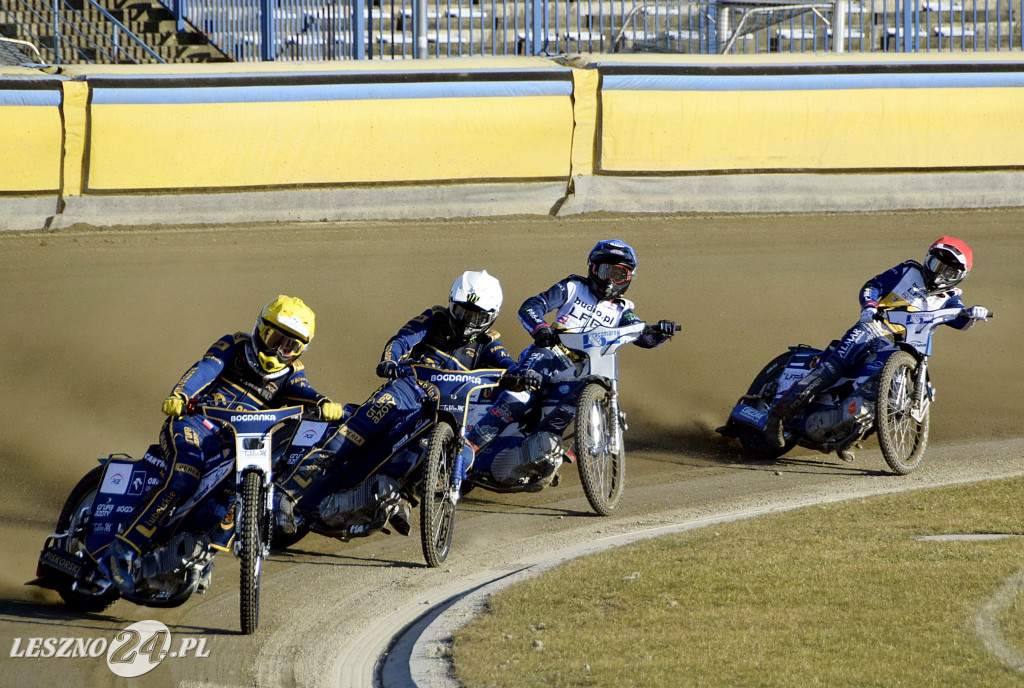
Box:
767, 236, 989, 448
103, 296, 344, 594
275, 270, 522, 537
463, 239, 677, 484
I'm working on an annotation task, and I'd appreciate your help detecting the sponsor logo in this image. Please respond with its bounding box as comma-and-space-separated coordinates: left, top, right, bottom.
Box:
429, 373, 482, 384
9, 619, 209, 677
339, 425, 366, 447
94, 499, 115, 519
99, 464, 133, 495
230, 413, 276, 423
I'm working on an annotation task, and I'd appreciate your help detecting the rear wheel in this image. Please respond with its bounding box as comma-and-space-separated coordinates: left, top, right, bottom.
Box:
239, 470, 266, 634
737, 352, 798, 460
51, 466, 120, 612
575, 384, 625, 516
877, 351, 929, 475
420, 422, 457, 568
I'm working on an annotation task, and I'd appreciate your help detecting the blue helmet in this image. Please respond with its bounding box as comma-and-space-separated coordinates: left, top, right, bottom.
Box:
588, 239, 637, 299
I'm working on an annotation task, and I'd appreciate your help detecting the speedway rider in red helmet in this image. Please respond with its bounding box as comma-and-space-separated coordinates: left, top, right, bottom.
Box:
768, 237, 989, 444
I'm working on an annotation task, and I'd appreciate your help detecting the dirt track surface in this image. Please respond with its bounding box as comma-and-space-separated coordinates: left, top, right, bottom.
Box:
0, 210, 1021, 687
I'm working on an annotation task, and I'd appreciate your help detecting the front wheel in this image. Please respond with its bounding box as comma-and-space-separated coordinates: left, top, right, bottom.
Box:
420, 422, 457, 568
877, 351, 930, 475
51, 466, 120, 612
239, 470, 267, 634
575, 384, 625, 516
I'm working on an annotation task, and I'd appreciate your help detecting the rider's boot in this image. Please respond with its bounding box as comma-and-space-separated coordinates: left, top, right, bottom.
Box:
106, 537, 139, 595
388, 498, 412, 536
197, 562, 214, 594
275, 491, 298, 535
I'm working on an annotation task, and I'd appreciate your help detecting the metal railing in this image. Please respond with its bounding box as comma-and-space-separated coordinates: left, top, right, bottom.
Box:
164, 0, 1021, 60
1, 0, 166, 63
2, 0, 1021, 63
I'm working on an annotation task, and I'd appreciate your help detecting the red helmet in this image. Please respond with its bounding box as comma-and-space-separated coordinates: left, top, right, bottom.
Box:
923, 236, 972, 291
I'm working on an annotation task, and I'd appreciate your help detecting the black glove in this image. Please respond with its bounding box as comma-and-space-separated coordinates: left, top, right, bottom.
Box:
650, 320, 677, 338
376, 360, 400, 379
501, 369, 543, 392
533, 326, 559, 348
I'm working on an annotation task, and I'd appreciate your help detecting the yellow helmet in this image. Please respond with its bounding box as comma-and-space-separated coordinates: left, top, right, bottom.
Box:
253, 295, 315, 373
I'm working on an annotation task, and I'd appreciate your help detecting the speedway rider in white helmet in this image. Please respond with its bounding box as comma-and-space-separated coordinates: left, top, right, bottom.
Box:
275, 270, 524, 537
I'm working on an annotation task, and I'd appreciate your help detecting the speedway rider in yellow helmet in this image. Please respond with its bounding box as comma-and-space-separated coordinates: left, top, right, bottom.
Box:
103, 295, 343, 594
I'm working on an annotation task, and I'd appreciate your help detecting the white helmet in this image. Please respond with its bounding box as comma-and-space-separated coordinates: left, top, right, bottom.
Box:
448, 270, 502, 338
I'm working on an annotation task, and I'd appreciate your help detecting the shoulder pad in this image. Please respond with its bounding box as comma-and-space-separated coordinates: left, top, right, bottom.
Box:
232, 331, 250, 343
290, 359, 306, 372
614, 297, 636, 310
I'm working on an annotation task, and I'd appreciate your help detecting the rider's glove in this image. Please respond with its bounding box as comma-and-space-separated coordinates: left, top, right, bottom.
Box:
859, 306, 879, 323
319, 401, 345, 421
532, 326, 559, 349
653, 320, 677, 338
966, 305, 989, 321
376, 360, 400, 379
501, 369, 543, 392
162, 392, 187, 417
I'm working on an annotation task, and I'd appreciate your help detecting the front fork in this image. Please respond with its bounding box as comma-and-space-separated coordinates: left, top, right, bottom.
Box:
451, 432, 473, 505
910, 358, 931, 424
608, 380, 625, 455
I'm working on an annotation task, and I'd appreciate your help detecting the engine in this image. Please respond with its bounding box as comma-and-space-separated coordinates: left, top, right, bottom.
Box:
803, 395, 874, 445
489, 431, 562, 485
318, 474, 401, 529
136, 531, 213, 596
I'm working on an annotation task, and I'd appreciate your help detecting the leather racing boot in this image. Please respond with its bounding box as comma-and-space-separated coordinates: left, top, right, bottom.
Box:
106, 537, 139, 595
275, 492, 298, 535
388, 498, 412, 536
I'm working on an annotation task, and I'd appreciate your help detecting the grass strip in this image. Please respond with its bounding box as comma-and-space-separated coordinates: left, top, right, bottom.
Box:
453, 477, 1024, 687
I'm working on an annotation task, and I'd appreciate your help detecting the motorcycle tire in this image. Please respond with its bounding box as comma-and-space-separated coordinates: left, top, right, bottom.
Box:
737, 352, 798, 460
420, 421, 457, 568
575, 383, 625, 516
877, 350, 930, 475
51, 466, 120, 612
239, 470, 266, 634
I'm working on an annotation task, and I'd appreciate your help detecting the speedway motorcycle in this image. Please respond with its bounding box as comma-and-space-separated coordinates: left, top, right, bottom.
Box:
464, 321, 662, 516
30, 402, 305, 634
717, 306, 991, 475
271, 364, 506, 567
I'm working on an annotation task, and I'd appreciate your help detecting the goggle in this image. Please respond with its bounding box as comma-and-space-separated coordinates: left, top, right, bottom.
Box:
593, 263, 632, 285
259, 324, 306, 359
451, 303, 494, 329
925, 253, 967, 285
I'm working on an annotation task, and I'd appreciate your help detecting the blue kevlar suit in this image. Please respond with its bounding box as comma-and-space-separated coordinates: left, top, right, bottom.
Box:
276, 306, 516, 508
110, 332, 331, 556
773, 260, 976, 419
465, 275, 673, 449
